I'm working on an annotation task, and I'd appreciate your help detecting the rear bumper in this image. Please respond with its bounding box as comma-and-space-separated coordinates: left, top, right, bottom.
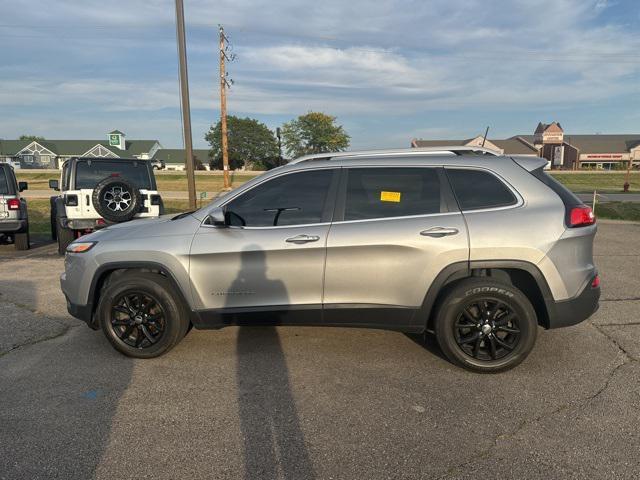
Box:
547, 277, 600, 329
0, 219, 28, 234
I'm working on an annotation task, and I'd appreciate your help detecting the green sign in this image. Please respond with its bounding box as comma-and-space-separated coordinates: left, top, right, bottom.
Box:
109, 134, 120, 146
200, 192, 207, 199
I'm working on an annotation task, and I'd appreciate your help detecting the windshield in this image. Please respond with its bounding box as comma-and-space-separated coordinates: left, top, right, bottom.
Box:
74, 160, 153, 189
0, 168, 11, 194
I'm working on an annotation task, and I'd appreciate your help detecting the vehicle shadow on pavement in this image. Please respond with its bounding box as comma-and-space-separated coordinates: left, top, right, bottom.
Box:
230, 248, 315, 479
404, 332, 449, 362
0, 279, 134, 479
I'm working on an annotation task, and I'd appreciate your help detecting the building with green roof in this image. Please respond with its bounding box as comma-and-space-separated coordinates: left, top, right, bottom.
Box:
0, 130, 162, 169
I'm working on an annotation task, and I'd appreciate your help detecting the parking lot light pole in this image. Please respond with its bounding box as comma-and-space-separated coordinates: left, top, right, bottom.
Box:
174, 0, 197, 209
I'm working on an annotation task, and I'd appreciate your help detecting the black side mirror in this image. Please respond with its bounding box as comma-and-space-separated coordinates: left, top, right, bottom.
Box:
49, 179, 59, 191
207, 207, 227, 227
18, 181, 28, 192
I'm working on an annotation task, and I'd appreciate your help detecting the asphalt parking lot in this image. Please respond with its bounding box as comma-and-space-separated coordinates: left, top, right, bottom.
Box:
1, 221, 639, 479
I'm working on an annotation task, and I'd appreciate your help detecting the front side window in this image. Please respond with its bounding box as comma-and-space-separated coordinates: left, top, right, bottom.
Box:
446, 168, 517, 211
343, 167, 441, 221
225, 169, 334, 227
74, 160, 153, 190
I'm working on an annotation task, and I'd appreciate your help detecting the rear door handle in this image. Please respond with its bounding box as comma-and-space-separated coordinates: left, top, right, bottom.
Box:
285, 234, 320, 244
420, 227, 459, 238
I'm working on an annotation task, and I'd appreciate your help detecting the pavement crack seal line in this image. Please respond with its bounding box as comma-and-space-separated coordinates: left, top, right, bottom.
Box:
0, 325, 74, 359
438, 323, 637, 479
0, 298, 79, 359
600, 297, 640, 302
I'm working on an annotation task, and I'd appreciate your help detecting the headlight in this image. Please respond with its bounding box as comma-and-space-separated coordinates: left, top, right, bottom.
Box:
66, 241, 98, 253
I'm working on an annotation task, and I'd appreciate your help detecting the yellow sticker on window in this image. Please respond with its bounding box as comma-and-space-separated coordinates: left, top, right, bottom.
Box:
380, 191, 401, 202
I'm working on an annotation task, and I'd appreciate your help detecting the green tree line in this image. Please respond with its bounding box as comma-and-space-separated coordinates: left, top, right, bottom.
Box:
205, 112, 350, 171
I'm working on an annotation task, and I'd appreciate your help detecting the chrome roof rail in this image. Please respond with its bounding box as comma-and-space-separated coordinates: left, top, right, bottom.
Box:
288, 146, 500, 164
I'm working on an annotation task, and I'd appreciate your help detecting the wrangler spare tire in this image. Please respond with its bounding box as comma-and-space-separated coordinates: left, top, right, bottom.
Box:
92, 177, 142, 223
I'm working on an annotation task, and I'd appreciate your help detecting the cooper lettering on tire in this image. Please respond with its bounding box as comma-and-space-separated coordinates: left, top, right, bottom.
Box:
92, 177, 142, 223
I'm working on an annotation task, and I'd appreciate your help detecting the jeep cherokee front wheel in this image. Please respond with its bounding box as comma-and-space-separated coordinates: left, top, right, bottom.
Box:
434, 278, 537, 373
97, 272, 190, 358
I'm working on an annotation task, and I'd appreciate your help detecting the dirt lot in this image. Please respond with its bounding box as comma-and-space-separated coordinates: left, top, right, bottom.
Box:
1, 221, 639, 479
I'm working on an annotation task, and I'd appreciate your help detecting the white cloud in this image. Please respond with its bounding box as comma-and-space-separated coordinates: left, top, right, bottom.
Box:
1, 0, 639, 147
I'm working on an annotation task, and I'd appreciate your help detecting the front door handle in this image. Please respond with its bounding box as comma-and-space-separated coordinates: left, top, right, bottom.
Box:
420, 227, 459, 238
285, 234, 320, 244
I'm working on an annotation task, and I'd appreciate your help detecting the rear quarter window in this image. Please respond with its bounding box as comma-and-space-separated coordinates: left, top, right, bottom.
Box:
446, 168, 517, 211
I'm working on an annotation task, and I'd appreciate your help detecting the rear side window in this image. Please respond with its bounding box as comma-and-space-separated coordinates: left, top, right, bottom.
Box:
446, 168, 516, 210
0, 168, 10, 194
343, 168, 441, 221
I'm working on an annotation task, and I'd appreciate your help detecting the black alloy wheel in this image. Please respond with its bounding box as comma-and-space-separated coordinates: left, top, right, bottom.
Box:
454, 298, 521, 361
110, 292, 166, 349
434, 278, 538, 373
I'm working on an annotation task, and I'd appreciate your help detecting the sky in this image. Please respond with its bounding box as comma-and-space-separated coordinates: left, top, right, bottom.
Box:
1, 0, 639, 150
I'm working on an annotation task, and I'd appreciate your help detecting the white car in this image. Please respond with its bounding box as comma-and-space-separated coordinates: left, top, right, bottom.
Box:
50, 157, 164, 255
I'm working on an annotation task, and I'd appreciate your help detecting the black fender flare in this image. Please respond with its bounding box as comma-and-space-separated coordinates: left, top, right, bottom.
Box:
420, 260, 556, 331
87, 261, 200, 329
53, 196, 67, 222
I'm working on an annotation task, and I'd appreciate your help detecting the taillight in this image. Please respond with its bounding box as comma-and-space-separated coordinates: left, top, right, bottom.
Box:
591, 274, 600, 289
7, 198, 20, 210
569, 205, 595, 227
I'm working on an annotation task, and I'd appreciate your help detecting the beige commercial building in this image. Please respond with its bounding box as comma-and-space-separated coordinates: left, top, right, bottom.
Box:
412, 122, 640, 170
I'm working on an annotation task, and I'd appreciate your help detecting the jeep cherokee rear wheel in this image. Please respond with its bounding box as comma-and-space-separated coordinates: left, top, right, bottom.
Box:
97, 272, 190, 358
434, 278, 537, 373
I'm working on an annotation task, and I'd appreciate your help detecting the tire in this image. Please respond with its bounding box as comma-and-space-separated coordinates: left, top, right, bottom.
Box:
57, 223, 75, 255
434, 278, 538, 373
97, 272, 190, 358
92, 177, 142, 223
14, 231, 30, 250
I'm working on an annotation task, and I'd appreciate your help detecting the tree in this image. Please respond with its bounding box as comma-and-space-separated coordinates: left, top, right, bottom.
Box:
205, 116, 279, 170
281, 112, 350, 158
19, 135, 45, 142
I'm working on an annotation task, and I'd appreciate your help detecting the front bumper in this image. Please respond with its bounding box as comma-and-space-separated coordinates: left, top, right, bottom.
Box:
60, 257, 100, 330
65, 296, 98, 329
547, 277, 600, 329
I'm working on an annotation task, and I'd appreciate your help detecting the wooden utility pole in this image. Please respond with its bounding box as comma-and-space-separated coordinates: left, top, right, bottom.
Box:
174, 0, 196, 209
219, 25, 231, 190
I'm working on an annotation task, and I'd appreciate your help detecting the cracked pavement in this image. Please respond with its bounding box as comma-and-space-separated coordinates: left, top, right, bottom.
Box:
0, 221, 639, 479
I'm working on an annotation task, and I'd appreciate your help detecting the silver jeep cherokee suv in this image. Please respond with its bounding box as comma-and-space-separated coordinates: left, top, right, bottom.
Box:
60, 149, 600, 372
